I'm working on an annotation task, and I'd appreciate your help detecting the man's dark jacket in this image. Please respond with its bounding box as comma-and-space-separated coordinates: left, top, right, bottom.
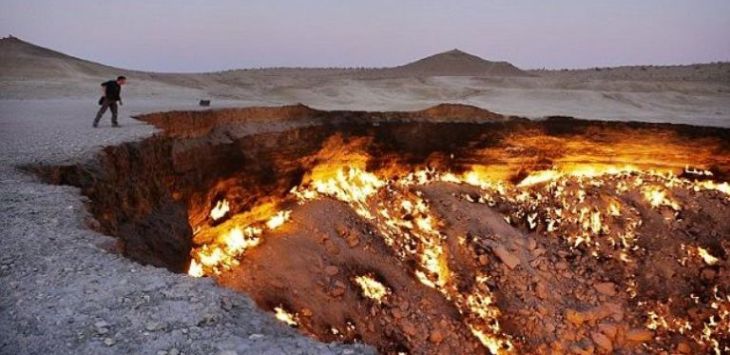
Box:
102, 80, 122, 101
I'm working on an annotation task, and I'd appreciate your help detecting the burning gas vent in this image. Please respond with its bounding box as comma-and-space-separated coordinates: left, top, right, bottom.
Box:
36, 105, 730, 354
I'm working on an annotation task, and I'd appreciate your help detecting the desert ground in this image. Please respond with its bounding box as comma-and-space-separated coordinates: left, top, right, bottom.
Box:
2, 36, 729, 126
1, 35, 729, 354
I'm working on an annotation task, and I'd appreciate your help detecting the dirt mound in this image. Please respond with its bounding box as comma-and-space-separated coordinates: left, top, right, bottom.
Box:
412, 103, 515, 121
135, 104, 516, 138
390, 49, 529, 77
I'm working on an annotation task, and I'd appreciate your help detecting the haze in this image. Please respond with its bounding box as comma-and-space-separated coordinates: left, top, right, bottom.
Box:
1, 0, 729, 72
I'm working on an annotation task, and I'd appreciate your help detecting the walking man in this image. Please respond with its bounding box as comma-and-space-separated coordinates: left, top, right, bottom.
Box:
93, 76, 127, 128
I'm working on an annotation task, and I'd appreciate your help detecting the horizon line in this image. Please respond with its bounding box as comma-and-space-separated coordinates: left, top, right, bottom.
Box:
4, 34, 729, 75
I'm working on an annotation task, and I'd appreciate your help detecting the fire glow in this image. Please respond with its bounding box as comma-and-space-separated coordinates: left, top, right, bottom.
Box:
186, 154, 729, 353
180, 124, 730, 354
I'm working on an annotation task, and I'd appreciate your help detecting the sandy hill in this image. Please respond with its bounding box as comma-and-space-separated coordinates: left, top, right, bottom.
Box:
0, 36, 134, 79
386, 49, 529, 77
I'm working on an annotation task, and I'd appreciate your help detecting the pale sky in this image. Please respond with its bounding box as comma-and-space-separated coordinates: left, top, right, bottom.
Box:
2, 0, 729, 72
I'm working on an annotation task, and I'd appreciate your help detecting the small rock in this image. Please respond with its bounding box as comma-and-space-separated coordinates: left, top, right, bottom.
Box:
536, 281, 548, 300
593, 282, 617, 296
598, 323, 618, 339
591, 332, 612, 353
532, 247, 546, 257
169, 348, 180, 355
402, 321, 417, 336
335, 225, 349, 237
324, 266, 339, 276
94, 320, 110, 335
478, 255, 489, 266
701, 268, 716, 280
565, 309, 586, 326
331, 288, 345, 297
676, 341, 691, 353
569, 339, 595, 355
324, 240, 340, 255
103, 338, 116, 346
429, 330, 443, 343
625, 328, 653, 343
493, 245, 520, 269
346, 236, 359, 248
145, 321, 161, 331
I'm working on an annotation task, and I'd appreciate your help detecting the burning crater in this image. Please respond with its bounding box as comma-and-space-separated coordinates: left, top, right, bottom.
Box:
35, 104, 730, 354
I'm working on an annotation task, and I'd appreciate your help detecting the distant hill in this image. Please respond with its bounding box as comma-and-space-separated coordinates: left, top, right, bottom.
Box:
0, 37, 529, 79
6, 36, 726, 82
0, 35, 131, 79
388, 49, 529, 77
530, 63, 730, 82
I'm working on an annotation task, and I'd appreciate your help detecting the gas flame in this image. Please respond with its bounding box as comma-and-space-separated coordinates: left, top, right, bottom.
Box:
353, 275, 390, 303
642, 186, 680, 210
188, 259, 204, 278
265, 210, 291, 230
186, 142, 729, 352
187, 204, 289, 276
274, 306, 298, 327
210, 199, 230, 221
696, 247, 719, 266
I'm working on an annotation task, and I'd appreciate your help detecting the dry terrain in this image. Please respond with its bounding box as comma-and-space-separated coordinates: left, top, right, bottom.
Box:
2, 36, 729, 127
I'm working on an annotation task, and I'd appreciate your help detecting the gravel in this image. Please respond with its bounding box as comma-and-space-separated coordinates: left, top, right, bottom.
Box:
0, 98, 374, 355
